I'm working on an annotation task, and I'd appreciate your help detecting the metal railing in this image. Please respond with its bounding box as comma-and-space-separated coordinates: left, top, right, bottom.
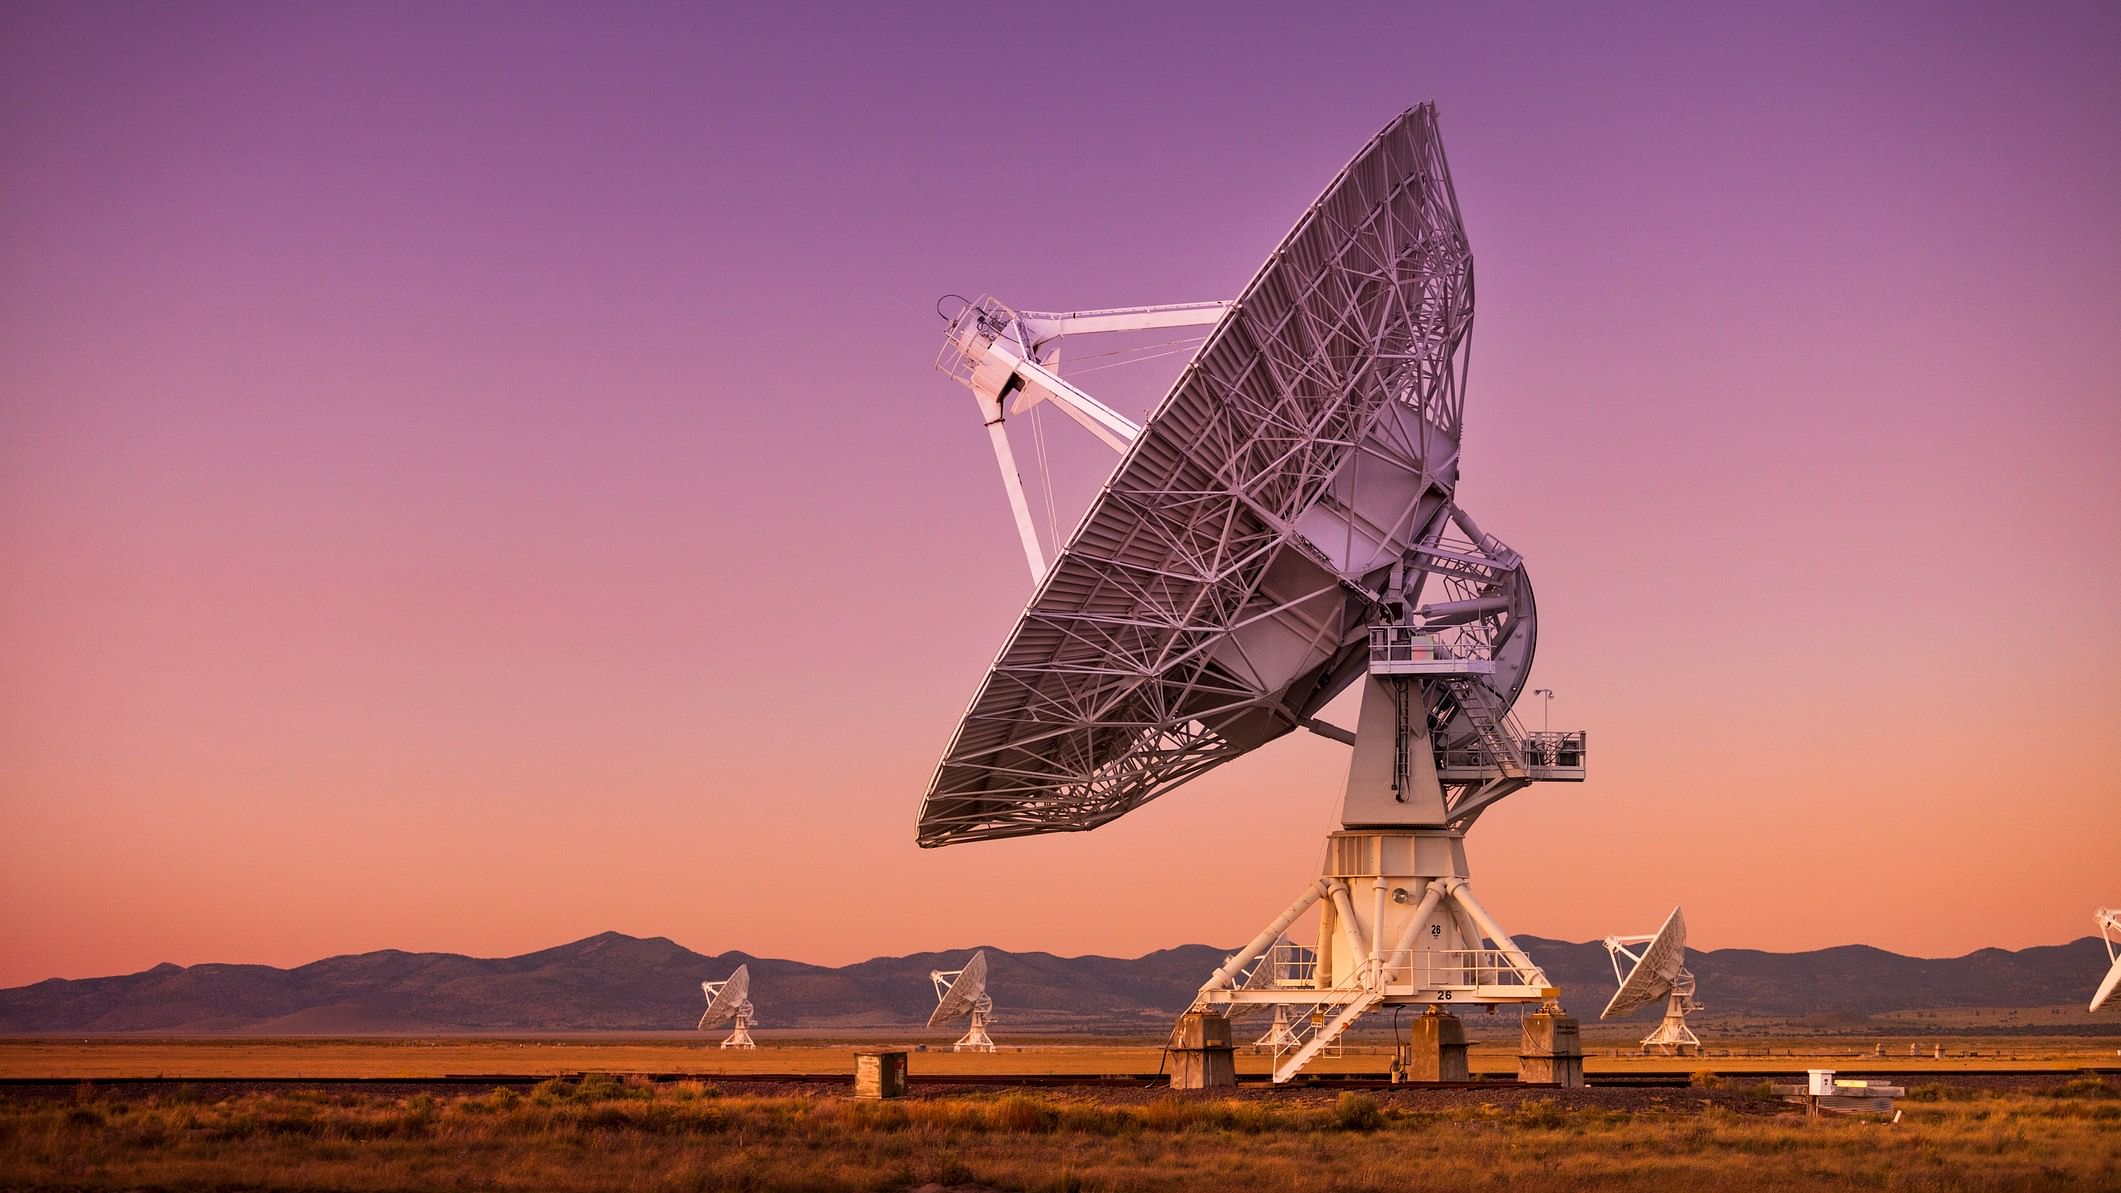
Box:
1372, 947, 1547, 990
1367, 624, 1494, 668
1440, 730, 1586, 774
1256, 940, 1318, 989
1265, 947, 1551, 1001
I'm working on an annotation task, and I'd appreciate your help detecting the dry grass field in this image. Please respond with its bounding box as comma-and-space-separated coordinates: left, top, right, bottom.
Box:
2, 1035, 2114, 1080
3, 1072, 2118, 1191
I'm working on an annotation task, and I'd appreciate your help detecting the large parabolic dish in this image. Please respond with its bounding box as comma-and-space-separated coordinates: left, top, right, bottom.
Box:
920, 105, 1534, 846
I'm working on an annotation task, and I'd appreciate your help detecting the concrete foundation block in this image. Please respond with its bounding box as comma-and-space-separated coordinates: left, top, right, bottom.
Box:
1398, 1010, 1469, 1082
1168, 1012, 1238, 1089
1518, 1011, 1585, 1087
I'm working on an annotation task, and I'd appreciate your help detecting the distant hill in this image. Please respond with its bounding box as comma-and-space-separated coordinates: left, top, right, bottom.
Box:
0, 932, 2110, 1035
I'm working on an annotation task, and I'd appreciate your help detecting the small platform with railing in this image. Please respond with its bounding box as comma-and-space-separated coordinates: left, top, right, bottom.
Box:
1440, 730, 1588, 781
1368, 625, 1496, 676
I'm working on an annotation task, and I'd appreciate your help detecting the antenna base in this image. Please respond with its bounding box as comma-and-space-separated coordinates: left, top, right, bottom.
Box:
1192, 827, 1560, 1084
952, 1006, 996, 1053
1639, 982, 1703, 1056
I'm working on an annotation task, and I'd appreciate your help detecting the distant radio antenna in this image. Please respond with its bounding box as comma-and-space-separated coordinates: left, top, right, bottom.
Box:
1602, 907, 1702, 1056
928, 951, 997, 1052
2093, 908, 2121, 1013
698, 964, 757, 1049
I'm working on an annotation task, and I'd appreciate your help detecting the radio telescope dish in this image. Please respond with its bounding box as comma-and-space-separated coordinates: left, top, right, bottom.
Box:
923, 103, 1590, 1083
1602, 908, 1702, 1056
1604, 908, 1686, 1019
698, 964, 756, 1049
920, 103, 1566, 848
2093, 908, 2121, 1013
928, 951, 996, 1052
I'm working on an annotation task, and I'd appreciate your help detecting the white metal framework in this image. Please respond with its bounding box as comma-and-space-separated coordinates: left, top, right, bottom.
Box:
1602, 908, 1702, 1056
698, 964, 757, 1049
1228, 936, 1310, 1050
2093, 908, 2121, 1013
929, 951, 997, 1052
921, 105, 1586, 1082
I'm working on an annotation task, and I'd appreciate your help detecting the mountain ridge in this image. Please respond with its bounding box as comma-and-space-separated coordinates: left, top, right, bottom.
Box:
2, 932, 2110, 1034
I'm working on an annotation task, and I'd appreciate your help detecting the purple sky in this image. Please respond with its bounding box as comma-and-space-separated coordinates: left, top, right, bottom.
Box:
3, 2, 2118, 986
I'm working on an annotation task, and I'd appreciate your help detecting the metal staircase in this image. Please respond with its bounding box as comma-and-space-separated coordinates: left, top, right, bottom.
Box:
1441, 676, 1525, 778
1271, 979, 1384, 1083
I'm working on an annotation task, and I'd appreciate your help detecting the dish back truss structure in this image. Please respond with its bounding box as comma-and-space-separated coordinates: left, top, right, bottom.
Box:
921, 104, 1589, 1083
921, 104, 1582, 845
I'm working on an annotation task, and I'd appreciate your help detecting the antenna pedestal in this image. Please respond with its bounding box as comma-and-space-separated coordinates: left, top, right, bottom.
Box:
1639, 978, 1701, 1056
1194, 826, 1558, 1083
1313, 829, 1553, 1005
1191, 620, 1573, 1083
953, 1002, 996, 1052
1252, 1004, 1298, 1050
721, 1009, 756, 1049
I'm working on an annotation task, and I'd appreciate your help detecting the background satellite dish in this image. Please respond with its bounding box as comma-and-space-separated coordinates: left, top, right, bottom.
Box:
698, 963, 756, 1049
1603, 907, 1687, 1018
1602, 907, 1703, 1056
927, 951, 996, 1051
2093, 908, 2121, 1013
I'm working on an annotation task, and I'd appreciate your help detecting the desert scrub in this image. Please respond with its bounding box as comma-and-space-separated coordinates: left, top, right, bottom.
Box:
5, 1083, 2119, 1193
1511, 1097, 1569, 1129
1333, 1091, 1384, 1131
1905, 1083, 1985, 1102
986, 1092, 1060, 1132
2038, 1078, 2117, 1100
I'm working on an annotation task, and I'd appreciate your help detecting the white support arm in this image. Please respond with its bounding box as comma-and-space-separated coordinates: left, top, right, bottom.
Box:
1327, 880, 1370, 975
1200, 879, 1328, 993
1446, 879, 1549, 986
973, 392, 1047, 584
1011, 355, 1140, 450
1384, 881, 1449, 984
1603, 934, 1654, 983
1015, 301, 1231, 352
942, 296, 1224, 577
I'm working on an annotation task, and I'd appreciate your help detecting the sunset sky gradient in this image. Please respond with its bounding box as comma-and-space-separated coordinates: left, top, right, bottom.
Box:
3, 2, 2118, 987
